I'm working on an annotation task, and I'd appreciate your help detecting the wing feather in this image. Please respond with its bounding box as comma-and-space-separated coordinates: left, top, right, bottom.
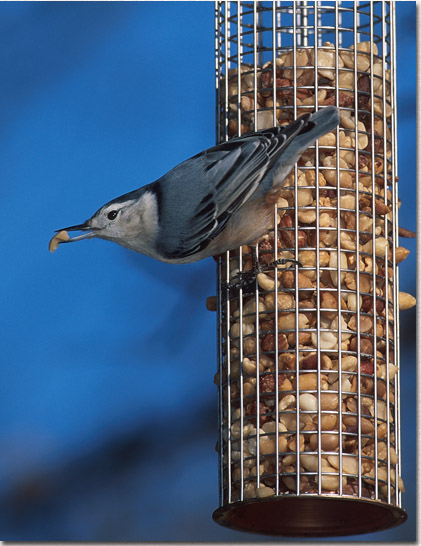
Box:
155, 115, 313, 259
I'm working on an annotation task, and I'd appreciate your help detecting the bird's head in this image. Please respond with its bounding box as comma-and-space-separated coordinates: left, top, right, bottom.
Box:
54, 189, 159, 250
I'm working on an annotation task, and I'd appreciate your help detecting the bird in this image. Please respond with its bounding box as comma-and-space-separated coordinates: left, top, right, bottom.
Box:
50, 106, 340, 263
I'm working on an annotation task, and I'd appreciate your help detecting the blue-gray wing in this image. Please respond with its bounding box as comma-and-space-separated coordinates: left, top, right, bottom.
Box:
153, 117, 312, 260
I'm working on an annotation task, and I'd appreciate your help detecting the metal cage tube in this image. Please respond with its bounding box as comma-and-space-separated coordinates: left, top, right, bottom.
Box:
213, 1, 406, 537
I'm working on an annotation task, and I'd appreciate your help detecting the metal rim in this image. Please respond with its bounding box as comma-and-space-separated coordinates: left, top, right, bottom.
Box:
213, 494, 407, 537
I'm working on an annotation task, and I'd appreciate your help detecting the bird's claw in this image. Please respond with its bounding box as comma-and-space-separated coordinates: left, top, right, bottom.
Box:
223, 269, 258, 297
269, 258, 303, 269
223, 255, 302, 298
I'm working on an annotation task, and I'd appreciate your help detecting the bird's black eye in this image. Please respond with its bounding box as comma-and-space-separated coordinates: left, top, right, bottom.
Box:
107, 210, 118, 220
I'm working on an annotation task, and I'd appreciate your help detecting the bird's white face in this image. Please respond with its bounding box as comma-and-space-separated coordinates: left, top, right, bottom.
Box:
89, 199, 144, 242
57, 191, 159, 253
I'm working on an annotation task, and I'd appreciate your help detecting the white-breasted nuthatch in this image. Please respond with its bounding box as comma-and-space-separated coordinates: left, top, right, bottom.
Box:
52, 106, 339, 263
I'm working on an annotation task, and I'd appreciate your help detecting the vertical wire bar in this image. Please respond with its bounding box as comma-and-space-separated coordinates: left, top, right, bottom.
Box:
217, 256, 224, 506
258, 3, 264, 69
245, 0, 263, 495
274, 201, 280, 495
337, 3, 342, 48
381, 0, 392, 505
225, 249, 232, 504
313, 0, 322, 497
381, 0, 391, 505
238, 250, 245, 502
392, 0, 401, 507
356, 0, 361, 44
251, 1, 259, 497
369, 0, 379, 501
390, 0, 401, 507
390, 1, 401, 505
215, 1, 224, 506
254, 243, 261, 491
296, 1, 301, 48
224, 1, 230, 143
317, 1, 322, 48
353, 0, 363, 499
301, 0, 309, 47
272, 1, 280, 496
292, 1, 297, 120
253, 1, 258, 131
276, 0, 282, 50
224, 2, 233, 504
272, 1, 277, 127
215, 6, 224, 505
237, 0, 242, 136
334, 0, 343, 496
292, 0, 300, 496
215, 2, 222, 144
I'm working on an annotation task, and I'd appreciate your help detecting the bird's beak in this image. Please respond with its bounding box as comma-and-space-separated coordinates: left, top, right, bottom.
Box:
57, 221, 98, 242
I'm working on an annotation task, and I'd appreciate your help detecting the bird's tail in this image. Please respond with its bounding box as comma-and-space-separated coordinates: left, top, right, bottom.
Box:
267, 105, 340, 189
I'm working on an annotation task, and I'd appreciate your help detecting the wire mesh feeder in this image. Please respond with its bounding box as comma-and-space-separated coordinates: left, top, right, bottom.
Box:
212, 0, 408, 537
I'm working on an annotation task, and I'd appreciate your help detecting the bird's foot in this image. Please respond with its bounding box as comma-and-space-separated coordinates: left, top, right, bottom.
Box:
223, 247, 260, 297
223, 253, 302, 298
267, 258, 303, 269
224, 269, 259, 297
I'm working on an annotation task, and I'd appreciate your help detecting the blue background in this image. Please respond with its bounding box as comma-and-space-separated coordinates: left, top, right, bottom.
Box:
0, 1, 416, 541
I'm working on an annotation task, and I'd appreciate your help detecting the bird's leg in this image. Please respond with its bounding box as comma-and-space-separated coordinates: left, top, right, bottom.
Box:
223, 246, 260, 298
223, 250, 302, 298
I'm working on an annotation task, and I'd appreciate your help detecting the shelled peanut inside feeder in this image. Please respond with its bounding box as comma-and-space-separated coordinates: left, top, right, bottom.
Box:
211, 1, 412, 537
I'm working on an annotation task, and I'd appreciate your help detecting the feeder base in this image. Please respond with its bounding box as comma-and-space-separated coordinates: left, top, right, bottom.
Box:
213, 495, 407, 537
